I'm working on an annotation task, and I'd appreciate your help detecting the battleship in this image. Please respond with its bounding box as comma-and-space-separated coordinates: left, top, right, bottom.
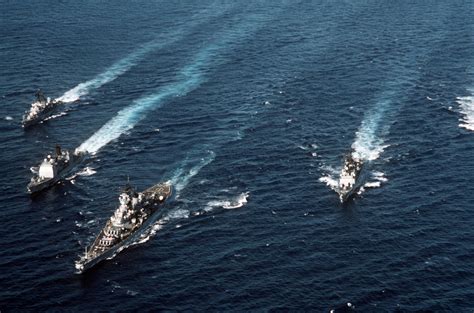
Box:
337, 151, 366, 203
22, 89, 62, 128
28, 145, 87, 194
75, 182, 172, 274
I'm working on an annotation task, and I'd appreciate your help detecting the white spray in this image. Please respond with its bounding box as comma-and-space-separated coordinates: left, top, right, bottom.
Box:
351, 97, 392, 161
457, 88, 474, 131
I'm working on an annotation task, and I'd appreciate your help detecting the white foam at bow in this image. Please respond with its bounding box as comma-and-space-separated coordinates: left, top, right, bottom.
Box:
44, 111, 68, 121
363, 171, 387, 189
319, 175, 339, 191
371, 171, 387, 182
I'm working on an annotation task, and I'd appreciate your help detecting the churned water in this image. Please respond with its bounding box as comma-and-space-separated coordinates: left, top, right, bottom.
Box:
1, 1, 474, 311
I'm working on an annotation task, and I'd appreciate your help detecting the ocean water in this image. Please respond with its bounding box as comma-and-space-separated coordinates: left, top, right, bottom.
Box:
1, 0, 474, 311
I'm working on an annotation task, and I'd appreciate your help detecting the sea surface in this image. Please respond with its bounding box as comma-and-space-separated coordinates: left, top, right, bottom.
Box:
1, 1, 474, 311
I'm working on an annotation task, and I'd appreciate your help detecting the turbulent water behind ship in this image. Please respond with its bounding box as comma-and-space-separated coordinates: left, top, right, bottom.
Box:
1, 1, 474, 311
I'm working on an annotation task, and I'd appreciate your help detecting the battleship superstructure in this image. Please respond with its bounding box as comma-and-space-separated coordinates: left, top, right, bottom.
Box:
337, 152, 365, 203
75, 182, 172, 274
22, 89, 62, 128
28, 145, 87, 194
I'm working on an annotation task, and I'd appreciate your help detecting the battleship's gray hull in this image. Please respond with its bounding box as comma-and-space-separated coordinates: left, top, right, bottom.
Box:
76, 214, 156, 274
75, 183, 172, 274
75, 213, 159, 274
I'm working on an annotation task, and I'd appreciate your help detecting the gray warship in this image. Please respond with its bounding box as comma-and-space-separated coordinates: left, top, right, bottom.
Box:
28, 145, 87, 194
22, 89, 62, 128
75, 182, 172, 274
337, 152, 365, 203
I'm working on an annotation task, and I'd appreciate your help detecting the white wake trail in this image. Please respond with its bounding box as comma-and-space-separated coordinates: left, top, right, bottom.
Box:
57, 46, 155, 103
457, 90, 474, 131
319, 96, 394, 196
169, 150, 216, 195
57, 8, 224, 103
352, 98, 391, 161
131, 150, 216, 245
204, 192, 249, 211
77, 9, 268, 155
77, 47, 211, 154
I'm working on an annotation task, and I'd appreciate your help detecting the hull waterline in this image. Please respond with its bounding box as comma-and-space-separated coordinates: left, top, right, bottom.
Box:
75, 183, 172, 274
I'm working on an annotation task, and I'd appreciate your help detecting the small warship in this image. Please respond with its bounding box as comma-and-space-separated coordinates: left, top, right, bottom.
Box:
28, 145, 87, 194
75, 182, 172, 274
22, 89, 62, 128
337, 152, 365, 203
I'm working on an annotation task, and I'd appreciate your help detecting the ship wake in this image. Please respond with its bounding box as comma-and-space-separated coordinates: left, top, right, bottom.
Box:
44, 111, 68, 121
351, 98, 391, 161
319, 165, 388, 197
96, 149, 217, 254
318, 165, 341, 192
322, 94, 395, 197
77, 10, 273, 155
204, 192, 249, 211
168, 150, 216, 196
456, 90, 474, 131
76, 42, 221, 154
56, 8, 225, 103
135, 190, 249, 246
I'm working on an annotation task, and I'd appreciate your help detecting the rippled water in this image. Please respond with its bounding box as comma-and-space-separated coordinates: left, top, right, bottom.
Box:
1, 1, 474, 311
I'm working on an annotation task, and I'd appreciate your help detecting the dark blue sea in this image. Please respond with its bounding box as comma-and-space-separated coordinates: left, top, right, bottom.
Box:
1, 1, 474, 311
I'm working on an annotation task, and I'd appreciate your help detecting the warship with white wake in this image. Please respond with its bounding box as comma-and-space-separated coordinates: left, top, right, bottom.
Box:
27, 145, 87, 194
337, 151, 366, 203
22, 89, 62, 128
75, 182, 172, 274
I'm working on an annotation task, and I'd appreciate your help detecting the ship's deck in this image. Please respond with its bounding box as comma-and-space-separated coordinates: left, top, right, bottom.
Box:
143, 183, 172, 197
